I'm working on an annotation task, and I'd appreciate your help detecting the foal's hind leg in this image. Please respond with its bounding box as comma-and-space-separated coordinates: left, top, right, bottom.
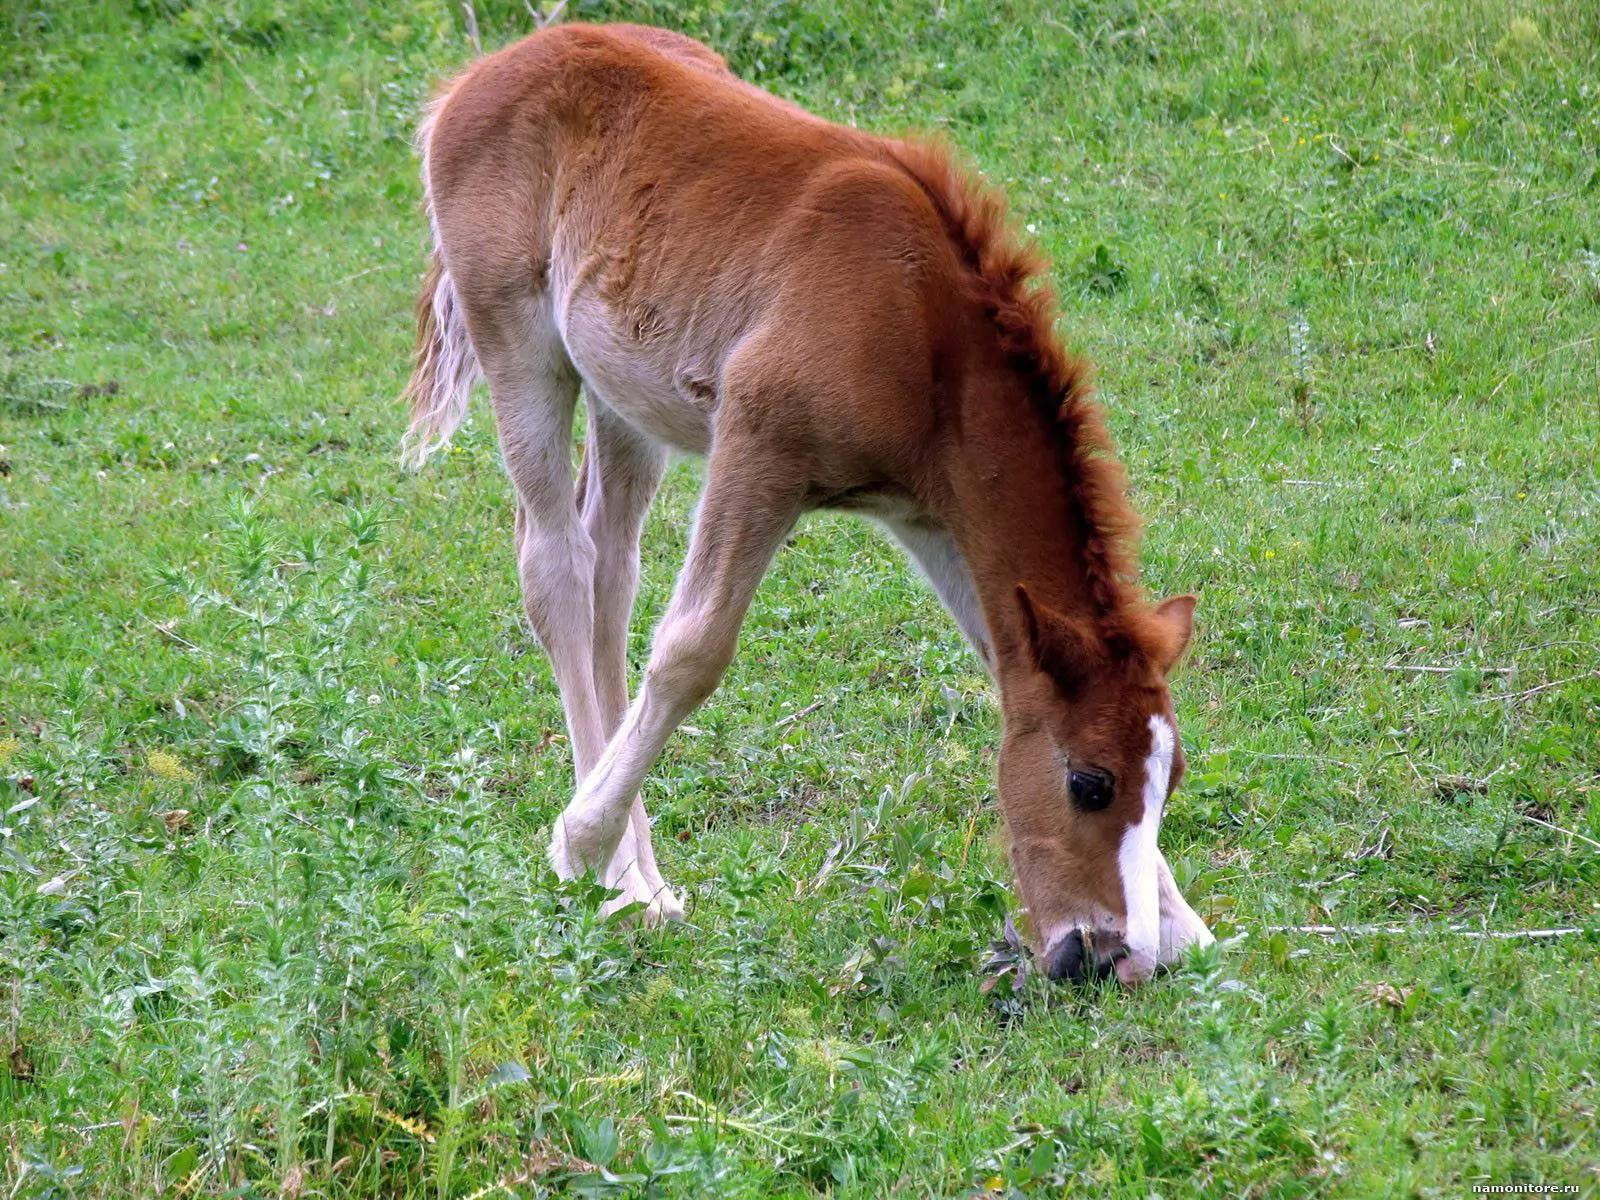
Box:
469, 303, 613, 786
577, 403, 679, 918
549, 432, 806, 909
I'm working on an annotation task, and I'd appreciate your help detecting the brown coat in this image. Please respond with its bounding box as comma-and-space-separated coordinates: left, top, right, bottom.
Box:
404, 23, 1211, 983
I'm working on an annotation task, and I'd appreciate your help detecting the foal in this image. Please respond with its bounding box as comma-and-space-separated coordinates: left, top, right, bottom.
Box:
403, 23, 1213, 983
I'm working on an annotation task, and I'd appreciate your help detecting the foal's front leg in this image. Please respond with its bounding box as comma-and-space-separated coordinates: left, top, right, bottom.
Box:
549, 442, 806, 916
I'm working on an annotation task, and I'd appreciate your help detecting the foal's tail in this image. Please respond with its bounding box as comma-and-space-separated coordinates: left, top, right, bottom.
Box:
400, 97, 479, 470
400, 251, 477, 469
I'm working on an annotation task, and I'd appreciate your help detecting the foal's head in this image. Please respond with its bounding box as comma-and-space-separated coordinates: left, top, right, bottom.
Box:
999, 586, 1209, 985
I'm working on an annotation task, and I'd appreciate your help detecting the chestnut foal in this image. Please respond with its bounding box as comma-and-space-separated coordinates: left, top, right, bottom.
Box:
403, 23, 1213, 983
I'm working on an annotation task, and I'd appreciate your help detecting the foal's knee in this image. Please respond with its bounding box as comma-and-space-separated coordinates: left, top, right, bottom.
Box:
646, 610, 738, 712
517, 522, 597, 644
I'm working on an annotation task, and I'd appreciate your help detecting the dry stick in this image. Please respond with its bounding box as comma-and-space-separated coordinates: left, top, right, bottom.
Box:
1517, 812, 1600, 853
1239, 750, 1363, 772
666, 1090, 810, 1152
1322, 135, 1358, 166
333, 263, 407, 287
1523, 333, 1597, 367
1381, 662, 1514, 675
1488, 334, 1598, 401
957, 806, 983, 872
1510, 637, 1600, 658
525, 0, 569, 28
770, 696, 829, 730
219, 45, 296, 125
140, 613, 206, 654
1475, 669, 1600, 704
1376, 138, 1500, 173
282, 809, 319, 833
1272, 924, 1586, 940
460, 0, 483, 56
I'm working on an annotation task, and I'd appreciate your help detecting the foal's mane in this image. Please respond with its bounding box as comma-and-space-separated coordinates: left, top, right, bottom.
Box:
883, 139, 1152, 638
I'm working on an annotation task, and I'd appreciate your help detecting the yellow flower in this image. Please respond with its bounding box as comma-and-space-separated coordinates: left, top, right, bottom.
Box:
146, 749, 195, 782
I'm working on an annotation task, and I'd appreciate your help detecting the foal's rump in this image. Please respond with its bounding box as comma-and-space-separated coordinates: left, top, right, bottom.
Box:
407, 22, 958, 474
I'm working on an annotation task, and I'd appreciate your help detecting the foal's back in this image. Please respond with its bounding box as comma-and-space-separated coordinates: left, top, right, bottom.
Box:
423, 23, 965, 475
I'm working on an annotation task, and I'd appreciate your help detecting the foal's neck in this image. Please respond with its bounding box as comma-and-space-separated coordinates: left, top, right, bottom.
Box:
940, 375, 1129, 671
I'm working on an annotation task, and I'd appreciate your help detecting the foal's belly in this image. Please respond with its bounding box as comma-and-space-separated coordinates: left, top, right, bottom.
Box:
560, 293, 715, 457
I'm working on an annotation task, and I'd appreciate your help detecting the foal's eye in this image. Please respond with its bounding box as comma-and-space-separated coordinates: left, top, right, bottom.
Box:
1068, 768, 1115, 812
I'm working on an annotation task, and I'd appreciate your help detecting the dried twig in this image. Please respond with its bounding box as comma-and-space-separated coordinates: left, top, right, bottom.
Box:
1522, 333, 1597, 367
1475, 670, 1600, 704
461, 1, 483, 55
1236, 750, 1362, 772
770, 696, 829, 731
1516, 812, 1600, 853
334, 263, 406, 287
284, 809, 320, 833
1268, 923, 1587, 940
665, 1090, 812, 1152
1433, 763, 1509, 798
220, 44, 296, 124
1381, 662, 1513, 675
140, 613, 205, 653
1376, 138, 1500, 172
525, 0, 568, 29
1322, 135, 1357, 166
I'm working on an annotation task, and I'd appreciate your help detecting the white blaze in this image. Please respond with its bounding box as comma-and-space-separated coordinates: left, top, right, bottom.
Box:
1118, 715, 1172, 979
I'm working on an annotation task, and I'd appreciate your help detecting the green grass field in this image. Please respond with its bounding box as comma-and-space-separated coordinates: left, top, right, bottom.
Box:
3, 1, 1598, 1195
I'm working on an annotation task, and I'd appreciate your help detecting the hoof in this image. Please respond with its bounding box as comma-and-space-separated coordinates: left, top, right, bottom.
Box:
600, 864, 685, 927
547, 818, 579, 880
547, 813, 606, 881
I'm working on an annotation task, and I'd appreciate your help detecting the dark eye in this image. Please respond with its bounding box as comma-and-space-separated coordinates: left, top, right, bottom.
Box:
1069, 768, 1115, 812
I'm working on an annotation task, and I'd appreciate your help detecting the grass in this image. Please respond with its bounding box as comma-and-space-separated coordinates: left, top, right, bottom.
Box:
2, 0, 1598, 1195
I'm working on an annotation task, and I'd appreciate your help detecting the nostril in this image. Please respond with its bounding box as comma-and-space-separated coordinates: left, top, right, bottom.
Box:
1094, 932, 1130, 966
1042, 928, 1123, 985
1042, 928, 1088, 983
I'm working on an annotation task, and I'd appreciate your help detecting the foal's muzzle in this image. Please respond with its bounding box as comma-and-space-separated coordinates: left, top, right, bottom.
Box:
1041, 928, 1128, 985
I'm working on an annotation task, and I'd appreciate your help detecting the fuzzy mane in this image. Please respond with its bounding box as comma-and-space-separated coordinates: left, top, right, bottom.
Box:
882, 138, 1155, 641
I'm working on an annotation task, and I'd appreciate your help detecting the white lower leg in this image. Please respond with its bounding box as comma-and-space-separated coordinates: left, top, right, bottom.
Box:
549, 426, 801, 916
1157, 855, 1214, 963
547, 705, 686, 924
574, 408, 679, 917
548, 690, 674, 880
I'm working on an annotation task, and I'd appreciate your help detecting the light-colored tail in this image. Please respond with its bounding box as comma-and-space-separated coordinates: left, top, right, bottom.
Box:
400, 96, 478, 470
400, 252, 478, 469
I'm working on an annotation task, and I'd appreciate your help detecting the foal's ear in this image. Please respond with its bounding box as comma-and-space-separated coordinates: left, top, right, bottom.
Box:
1016, 584, 1096, 690
1151, 594, 1198, 674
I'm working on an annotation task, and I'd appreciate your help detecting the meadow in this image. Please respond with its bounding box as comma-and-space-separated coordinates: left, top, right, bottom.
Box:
2, 0, 1598, 1195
